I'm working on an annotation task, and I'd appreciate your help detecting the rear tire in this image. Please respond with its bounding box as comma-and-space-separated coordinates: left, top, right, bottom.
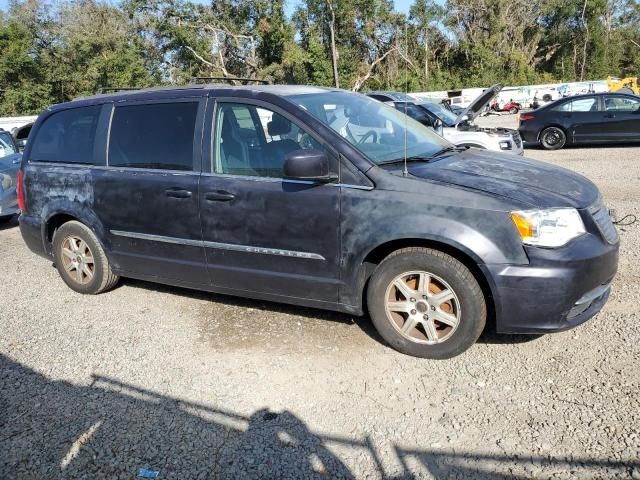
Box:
52, 221, 119, 294
509, 107, 519, 114
366, 248, 486, 359
540, 126, 566, 150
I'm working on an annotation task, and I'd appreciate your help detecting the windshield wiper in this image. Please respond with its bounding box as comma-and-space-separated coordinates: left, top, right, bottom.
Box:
428, 146, 468, 158
379, 147, 467, 166
378, 155, 436, 166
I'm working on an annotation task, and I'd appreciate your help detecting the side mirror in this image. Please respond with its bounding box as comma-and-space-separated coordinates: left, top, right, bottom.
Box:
283, 149, 337, 183
459, 114, 470, 123
432, 118, 443, 135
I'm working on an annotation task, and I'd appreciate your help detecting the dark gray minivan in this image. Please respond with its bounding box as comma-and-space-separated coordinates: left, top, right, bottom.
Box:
18, 85, 619, 359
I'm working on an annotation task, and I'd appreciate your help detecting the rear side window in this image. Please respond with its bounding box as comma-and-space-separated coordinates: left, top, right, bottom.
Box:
553, 97, 597, 112
30, 106, 101, 164
108, 102, 199, 171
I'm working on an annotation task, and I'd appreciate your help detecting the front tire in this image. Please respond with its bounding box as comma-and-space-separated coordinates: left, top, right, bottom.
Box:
509, 107, 519, 114
367, 248, 486, 359
540, 126, 566, 150
52, 221, 119, 294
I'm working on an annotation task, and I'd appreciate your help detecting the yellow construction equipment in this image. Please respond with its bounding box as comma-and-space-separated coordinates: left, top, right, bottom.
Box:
607, 76, 640, 95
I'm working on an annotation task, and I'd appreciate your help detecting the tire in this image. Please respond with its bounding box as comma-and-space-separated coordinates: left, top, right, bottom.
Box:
366, 247, 486, 359
540, 126, 566, 150
509, 107, 519, 114
618, 87, 634, 95
52, 220, 119, 294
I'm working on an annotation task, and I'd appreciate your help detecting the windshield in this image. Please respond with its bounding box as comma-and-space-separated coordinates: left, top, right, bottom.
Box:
287, 91, 450, 164
0, 132, 16, 157
418, 103, 458, 127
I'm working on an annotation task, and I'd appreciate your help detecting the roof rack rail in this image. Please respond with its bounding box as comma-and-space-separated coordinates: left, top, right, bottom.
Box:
95, 87, 141, 94
190, 76, 271, 85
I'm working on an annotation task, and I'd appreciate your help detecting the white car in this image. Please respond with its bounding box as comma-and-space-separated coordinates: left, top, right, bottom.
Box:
368, 85, 524, 155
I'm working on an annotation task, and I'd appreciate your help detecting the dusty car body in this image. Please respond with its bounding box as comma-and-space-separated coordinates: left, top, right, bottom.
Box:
18, 85, 619, 359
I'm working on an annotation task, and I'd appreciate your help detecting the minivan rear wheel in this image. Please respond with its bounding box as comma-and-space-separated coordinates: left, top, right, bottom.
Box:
367, 247, 486, 359
540, 127, 566, 150
53, 221, 119, 294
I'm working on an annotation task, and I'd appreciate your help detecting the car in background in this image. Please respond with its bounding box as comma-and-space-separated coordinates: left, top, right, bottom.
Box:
12, 122, 33, 152
492, 100, 522, 114
367, 91, 417, 103
368, 84, 524, 155
531, 88, 561, 109
518, 92, 640, 150
0, 130, 21, 221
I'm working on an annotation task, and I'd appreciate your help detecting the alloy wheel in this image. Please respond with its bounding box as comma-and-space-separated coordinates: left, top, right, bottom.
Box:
384, 271, 461, 344
60, 235, 95, 285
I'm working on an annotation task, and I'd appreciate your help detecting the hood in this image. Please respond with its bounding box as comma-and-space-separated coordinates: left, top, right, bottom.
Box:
455, 83, 503, 126
407, 149, 599, 209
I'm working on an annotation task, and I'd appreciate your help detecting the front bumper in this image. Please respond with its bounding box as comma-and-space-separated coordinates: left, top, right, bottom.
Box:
481, 232, 619, 334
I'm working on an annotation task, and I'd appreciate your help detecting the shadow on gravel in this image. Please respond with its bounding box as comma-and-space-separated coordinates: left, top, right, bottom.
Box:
478, 331, 544, 345
1, 355, 638, 479
0, 215, 18, 231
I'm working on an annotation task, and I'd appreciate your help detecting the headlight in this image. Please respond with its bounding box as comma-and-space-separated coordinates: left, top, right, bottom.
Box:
511, 208, 585, 247
499, 141, 512, 150
0, 174, 12, 190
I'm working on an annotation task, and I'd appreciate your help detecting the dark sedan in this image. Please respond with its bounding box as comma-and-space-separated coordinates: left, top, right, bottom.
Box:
518, 93, 640, 150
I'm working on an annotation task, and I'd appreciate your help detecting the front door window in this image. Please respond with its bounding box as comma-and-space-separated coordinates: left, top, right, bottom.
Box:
214, 103, 324, 178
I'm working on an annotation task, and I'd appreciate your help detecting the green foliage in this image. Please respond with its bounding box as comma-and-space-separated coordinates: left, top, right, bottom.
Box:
0, 0, 638, 115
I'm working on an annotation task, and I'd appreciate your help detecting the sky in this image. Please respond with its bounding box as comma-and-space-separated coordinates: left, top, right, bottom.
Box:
0, 0, 416, 16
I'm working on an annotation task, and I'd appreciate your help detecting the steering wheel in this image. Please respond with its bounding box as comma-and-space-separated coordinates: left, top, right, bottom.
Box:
357, 130, 378, 145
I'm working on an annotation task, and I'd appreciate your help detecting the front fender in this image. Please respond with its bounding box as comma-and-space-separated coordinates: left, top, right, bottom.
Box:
338, 185, 528, 309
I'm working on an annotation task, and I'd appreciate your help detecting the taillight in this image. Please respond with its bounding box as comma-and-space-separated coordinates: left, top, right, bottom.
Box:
17, 168, 25, 211
519, 113, 535, 122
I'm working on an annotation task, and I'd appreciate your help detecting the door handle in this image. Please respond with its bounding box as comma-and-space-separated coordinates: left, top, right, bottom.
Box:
165, 188, 192, 199
205, 190, 235, 202
605, 113, 615, 118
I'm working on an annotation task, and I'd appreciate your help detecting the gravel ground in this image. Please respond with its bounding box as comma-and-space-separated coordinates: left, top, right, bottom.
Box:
1, 114, 639, 479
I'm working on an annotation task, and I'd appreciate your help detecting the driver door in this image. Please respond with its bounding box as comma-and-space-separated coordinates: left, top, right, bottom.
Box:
198, 99, 343, 303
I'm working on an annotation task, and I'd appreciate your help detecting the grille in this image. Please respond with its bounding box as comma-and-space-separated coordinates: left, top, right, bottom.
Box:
590, 200, 618, 244
512, 132, 522, 148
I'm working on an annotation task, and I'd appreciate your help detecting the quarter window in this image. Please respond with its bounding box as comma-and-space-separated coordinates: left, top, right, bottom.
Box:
214, 103, 324, 178
30, 106, 101, 164
109, 102, 199, 171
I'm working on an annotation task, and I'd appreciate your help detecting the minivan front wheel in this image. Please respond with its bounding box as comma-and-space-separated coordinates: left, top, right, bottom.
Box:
53, 221, 119, 294
367, 248, 486, 359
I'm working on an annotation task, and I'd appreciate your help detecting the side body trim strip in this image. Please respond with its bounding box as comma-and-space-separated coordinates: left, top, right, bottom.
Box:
110, 230, 326, 260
